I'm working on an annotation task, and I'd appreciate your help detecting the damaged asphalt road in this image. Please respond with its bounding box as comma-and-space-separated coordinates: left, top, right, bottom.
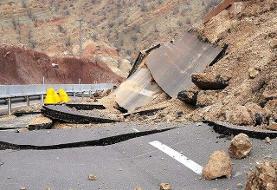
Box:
0, 123, 276, 190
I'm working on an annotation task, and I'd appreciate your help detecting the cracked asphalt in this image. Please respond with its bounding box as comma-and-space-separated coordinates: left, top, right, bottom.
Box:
0, 123, 276, 190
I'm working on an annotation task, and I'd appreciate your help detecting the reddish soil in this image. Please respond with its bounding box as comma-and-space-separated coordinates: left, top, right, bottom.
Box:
0, 45, 123, 85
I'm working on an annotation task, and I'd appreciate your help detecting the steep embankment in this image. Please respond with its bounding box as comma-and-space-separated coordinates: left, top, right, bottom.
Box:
0, 45, 123, 84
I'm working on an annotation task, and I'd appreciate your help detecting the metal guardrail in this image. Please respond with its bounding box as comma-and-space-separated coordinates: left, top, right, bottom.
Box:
0, 83, 114, 98
0, 83, 115, 115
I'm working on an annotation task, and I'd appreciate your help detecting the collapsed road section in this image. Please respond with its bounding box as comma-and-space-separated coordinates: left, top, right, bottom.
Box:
115, 31, 226, 112
42, 105, 119, 124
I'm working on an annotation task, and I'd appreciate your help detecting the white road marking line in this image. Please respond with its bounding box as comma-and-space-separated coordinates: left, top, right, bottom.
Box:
133, 128, 140, 132
149, 141, 203, 175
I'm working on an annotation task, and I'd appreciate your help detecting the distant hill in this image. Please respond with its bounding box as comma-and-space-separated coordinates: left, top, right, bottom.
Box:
0, 0, 220, 62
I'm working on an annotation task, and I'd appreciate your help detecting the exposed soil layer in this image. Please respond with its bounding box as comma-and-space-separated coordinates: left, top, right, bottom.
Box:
0, 45, 123, 84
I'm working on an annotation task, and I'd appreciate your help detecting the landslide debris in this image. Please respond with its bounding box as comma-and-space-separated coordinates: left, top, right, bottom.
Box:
245, 160, 277, 190
188, 0, 277, 128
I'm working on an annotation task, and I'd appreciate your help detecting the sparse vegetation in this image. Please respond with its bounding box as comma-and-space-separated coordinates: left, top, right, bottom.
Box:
0, 0, 221, 60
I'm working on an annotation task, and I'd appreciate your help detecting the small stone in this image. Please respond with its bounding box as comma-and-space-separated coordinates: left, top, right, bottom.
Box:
237, 183, 243, 189
16, 128, 29, 133
266, 123, 277, 131
88, 174, 97, 181
20, 187, 27, 190
202, 150, 232, 180
134, 187, 143, 190
265, 137, 271, 144
248, 67, 259, 79
159, 183, 172, 190
270, 39, 277, 49
175, 111, 183, 118
229, 133, 252, 159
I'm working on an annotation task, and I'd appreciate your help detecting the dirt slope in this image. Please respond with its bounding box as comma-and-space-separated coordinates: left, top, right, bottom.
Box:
0, 45, 123, 84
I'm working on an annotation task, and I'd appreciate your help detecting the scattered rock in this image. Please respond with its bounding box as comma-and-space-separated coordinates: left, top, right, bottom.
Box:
177, 89, 199, 106
265, 137, 271, 144
191, 73, 231, 90
16, 128, 29, 133
159, 183, 172, 190
202, 150, 232, 180
226, 105, 254, 125
248, 67, 259, 79
88, 174, 97, 181
245, 160, 277, 190
229, 133, 252, 159
20, 187, 27, 190
270, 39, 277, 49
266, 123, 277, 131
263, 79, 277, 100
28, 115, 52, 130
175, 111, 184, 118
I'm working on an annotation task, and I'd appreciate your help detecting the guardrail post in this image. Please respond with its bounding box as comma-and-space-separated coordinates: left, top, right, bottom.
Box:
7, 98, 11, 115
89, 90, 91, 98
26, 96, 30, 106
41, 94, 44, 105
81, 92, 84, 99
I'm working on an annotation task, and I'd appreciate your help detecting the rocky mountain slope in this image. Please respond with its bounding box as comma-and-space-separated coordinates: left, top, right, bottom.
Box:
0, 0, 220, 62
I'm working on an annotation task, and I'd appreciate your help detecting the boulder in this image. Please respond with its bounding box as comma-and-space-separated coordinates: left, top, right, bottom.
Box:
177, 89, 198, 106
245, 161, 277, 190
191, 73, 231, 90
225, 105, 254, 125
202, 150, 232, 180
229, 133, 252, 159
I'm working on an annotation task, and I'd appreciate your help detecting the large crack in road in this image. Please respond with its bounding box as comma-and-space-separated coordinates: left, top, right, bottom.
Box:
0, 128, 174, 150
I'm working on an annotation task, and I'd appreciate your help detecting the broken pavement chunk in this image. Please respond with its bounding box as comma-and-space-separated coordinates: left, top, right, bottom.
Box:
229, 133, 252, 159
28, 114, 53, 130
146, 32, 224, 98
202, 150, 232, 180
42, 105, 118, 124
191, 73, 230, 90
115, 67, 162, 112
